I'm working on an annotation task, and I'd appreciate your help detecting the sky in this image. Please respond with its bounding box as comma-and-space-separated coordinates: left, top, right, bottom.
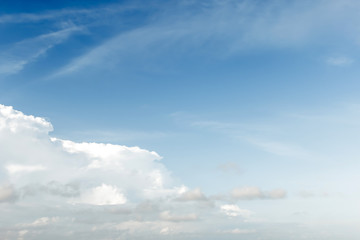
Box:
1, 0, 360, 239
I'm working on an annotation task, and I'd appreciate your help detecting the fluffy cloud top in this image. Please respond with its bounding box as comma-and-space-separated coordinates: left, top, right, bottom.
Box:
0, 105, 52, 133
175, 188, 208, 201
220, 204, 253, 218
0, 104, 179, 204
72, 184, 127, 205
0, 104, 286, 239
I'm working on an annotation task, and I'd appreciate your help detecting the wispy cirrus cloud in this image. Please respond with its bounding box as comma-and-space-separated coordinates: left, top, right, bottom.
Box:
0, 4, 142, 24
326, 56, 354, 66
50, 0, 360, 77
246, 139, 311, 159
231, 186, 286, 200
0, 26, 82, 76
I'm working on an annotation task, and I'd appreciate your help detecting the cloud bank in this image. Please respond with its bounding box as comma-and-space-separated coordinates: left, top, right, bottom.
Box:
0, 104, 182, 204
0, 104, 288, 239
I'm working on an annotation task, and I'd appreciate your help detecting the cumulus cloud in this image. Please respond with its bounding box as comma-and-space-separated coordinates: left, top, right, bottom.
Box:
0, 184, 17, 202
175, 188, 208, 202
160, 211, 198, 222
0, 104, 52, 133
217, 162, 242, 175
0, 104, 288, 238
220, 204, 253, 218
17, 230, 28, 240
72, 184, 127, 205
0, 104, 181, 205
231, 187, 286, 200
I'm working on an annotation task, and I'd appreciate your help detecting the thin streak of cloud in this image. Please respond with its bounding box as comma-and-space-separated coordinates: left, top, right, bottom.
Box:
51, 0, 360, 77
0, 26, 82, 75
246, 139, 311, 159
0, 4, 146, 24
160, 211, 198, 222
231, 187, 286, 200
217, 162, 242, 175
326, 56, 354, 66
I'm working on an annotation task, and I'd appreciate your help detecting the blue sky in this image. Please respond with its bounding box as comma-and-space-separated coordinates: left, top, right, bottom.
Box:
1, 0, 360, 239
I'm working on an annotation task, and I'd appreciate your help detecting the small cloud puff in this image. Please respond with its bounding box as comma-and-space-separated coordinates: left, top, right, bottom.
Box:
326, 56, 354, 66
175, 188, 208, 201
160, 211, 198, 222
231, 186, 286, 200
217, 162, 242, 175
220, 204, 253, 218
0, 184, 17, 202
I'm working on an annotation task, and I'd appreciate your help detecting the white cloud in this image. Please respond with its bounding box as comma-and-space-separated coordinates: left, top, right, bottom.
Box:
6, 164, 46, 174
217, 162, 242, 175
231, 187, 286, 200
72, 184, 126, 205
326, 56, 354, 66
224, 228, 256, 234
89, 218, 204, 238
55, 138, 162, 170
21, 217, 60, 227
51, 0, 360, 77
0, 184, 17, 202
0, 9, 89, 24
160, 211, 198, 222
247, 139, 310, 158
267, 189, 287, 199
0, 104, 293, 238
160, 227, 170, 235
17, 230, 28, 240
231, 186, 263, 200
0, 104, 182, 204
0, 5, 133, 24
175, 188, 208, 201
0, 104, 52, 133
220, 204, 253, 218
0, 26, 82, 75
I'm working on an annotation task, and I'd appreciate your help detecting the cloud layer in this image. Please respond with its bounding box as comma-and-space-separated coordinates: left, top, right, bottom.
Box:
0, 105, 288, 239
0, 104, 181, 204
